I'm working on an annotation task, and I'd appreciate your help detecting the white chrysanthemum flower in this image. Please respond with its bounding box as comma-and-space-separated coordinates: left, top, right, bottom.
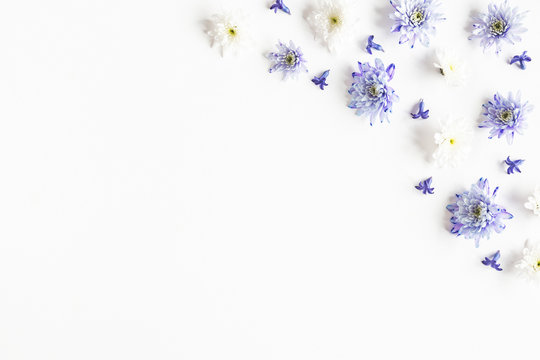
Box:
206, 12, 251, 56
433, 49, 468, 86
515, 241, 540, 283
306, 0, 357, 52
432, 117, 473, 167
524, 186, 540, 216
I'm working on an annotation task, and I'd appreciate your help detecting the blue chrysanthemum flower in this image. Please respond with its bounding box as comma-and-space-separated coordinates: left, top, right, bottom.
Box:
469, 0, 527, 54
267, 41, 308, 80
447, 178, 513, 248
479, 92, 532, 144
348, 58, 399, 125
389, 0, 445, 48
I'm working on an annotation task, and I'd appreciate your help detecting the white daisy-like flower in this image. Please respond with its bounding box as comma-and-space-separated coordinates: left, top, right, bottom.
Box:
515, 240, 540, 283
206, 12, 251, 56
524, 186, 540, 216
306, 0, 357, 52
433, 49, 468, 87
432, 117, 473, 167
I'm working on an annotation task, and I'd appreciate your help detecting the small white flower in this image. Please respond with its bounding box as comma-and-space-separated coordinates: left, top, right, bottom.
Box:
433, 49, 468, 87
515, 241, 540, 283
524, 186, 540, 216
306, 0, 357, 52
206, 12, 251, 56
432, 117, 473, 167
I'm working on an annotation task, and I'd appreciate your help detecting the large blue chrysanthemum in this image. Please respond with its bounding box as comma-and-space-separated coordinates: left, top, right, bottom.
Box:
447, 178, 513, 247
389, 0, 445, 48
347, 58, 399, 125
479, 92, 532, 144
469, 0, 527, 54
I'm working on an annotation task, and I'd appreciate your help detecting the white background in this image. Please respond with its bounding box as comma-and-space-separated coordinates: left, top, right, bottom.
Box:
1, 0, 540, 359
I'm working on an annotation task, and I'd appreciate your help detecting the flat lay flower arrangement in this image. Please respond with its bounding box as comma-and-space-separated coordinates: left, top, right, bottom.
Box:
206, 0, 539, 284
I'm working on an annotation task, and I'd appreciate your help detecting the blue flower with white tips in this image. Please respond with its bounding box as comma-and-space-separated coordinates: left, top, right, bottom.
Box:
447, 178, 513, 248
267, 41, 308, 80
389, 0, 445, 48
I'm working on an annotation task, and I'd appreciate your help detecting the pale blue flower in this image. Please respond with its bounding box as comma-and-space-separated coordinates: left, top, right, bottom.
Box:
267, 41, 308, 80
447, 178, 513, 247
348, 58, 399, 125
469, 0, 527, 54
509, 51, 531, 70
389, 0, 445, 48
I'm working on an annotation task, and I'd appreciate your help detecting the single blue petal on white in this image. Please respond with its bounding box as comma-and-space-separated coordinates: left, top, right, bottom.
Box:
482, 250, 503, 271
415, 177, 434, 194
411, 99, 429, 119
447, 178, 513, 248
469, 0, 528, 54
389, 0, 445, 48
270, 0, 291, 15
312, 70, 330, 90
366, 35, 384, 54
267, 40, 308, 80
348, 58, 399, 125
505, 156, 524, 174
479, 92, 532, 145
509, 51, 531, 70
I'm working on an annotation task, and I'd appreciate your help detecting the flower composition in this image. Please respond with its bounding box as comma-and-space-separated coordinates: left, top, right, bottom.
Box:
447, 178, 513, 247
347, 59, 398, 125
206, 12, 251, 56
433, 49, 468, 87
482, 250, 503, 271
267, 41, 308, 80
312, 70, 330, 90
479, 92, 532, 144
510, 51, 532, 70
306, 0, 357, 52
389, 0, 445, 48
469, 0, 528, 54
433, 117, 473, 168
524, 186, 540, 216
515, 241, 540, 283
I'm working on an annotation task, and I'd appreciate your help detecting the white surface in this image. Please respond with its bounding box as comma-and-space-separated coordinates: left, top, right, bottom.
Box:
1, 0, 540, 359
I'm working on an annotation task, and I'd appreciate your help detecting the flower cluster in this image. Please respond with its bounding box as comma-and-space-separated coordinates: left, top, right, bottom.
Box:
347, 59, 399, 125
389, 0, 445, 48
447, 178, 513, 247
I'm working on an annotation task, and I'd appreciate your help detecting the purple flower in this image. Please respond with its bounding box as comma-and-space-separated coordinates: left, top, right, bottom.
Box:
509, 51, 531, 70
270, 0, 291, 15
267, 41, 308, 80
312, 70, 329, 90
366, 35, 384, 54
505, 156, 524, 174
410, 99, 429, 119
415, 177, 434, 194
447, 178, 513, 247
482, 250, 503, 271
389, 0, 445, 48
469, 1, 527, 54
348, 58, 399, 125
479, 92, 532, 144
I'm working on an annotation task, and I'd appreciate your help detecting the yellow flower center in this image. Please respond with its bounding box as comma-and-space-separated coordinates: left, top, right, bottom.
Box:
449, 64, 455, 72
410, 9, 425, 26
284, 51, 297, 66
490, 19, 506, 35
329, 15, 342, 28
449, 138, 456, 145
498, 109, 514, 124
228, 27, 237, 37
